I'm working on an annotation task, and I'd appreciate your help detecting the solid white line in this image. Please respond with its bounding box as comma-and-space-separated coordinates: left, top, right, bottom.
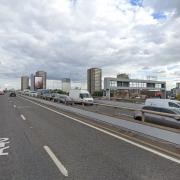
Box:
20, 114, 26, 120
44, 145, 68, 177
20, 97, 180, 164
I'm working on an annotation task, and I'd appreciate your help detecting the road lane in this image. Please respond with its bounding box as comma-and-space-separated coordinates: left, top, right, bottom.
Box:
8, 95, 180, 180
0, 95, 67, 180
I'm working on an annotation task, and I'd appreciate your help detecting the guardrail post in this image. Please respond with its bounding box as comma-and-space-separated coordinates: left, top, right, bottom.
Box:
95, 104, 98, 113
114, 107, 118, 116
142, 111, 145, 122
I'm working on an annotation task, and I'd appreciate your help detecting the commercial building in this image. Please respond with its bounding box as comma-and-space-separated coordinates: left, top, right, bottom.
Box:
104, 74, 166, 99
176, 83, 180, 89
87, 68, 102, 94
30, 74, 35, 91
62, 78, 71, 93
35, 71, 47, 89
176, 82, 180, 96
21, 76, 29, 91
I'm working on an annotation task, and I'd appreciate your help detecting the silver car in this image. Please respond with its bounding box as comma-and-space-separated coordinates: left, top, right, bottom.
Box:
134, 106, 180, 129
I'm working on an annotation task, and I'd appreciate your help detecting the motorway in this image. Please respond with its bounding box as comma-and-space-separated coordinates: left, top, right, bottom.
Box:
0, 94, 180, 180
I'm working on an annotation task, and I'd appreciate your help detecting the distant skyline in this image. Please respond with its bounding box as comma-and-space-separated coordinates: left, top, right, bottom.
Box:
0, 0, 180, 89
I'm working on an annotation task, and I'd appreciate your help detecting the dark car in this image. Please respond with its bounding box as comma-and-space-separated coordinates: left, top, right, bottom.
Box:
9, 92, 16, 97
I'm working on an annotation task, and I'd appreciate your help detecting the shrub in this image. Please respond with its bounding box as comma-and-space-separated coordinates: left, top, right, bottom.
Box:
176, 94, 180, 101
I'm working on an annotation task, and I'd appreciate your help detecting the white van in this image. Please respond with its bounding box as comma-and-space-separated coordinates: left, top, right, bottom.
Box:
69, 89, 94, 105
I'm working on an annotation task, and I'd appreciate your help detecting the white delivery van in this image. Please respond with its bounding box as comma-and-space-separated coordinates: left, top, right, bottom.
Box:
69, 89, 94, 105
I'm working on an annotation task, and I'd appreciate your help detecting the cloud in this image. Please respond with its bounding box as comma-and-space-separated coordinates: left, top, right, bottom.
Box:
0, 0, 180, 89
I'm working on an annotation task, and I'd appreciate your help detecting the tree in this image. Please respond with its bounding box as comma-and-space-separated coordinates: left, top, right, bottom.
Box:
92, 91, 103, 97
52, 89, 67, 94
176, 94, 180, 101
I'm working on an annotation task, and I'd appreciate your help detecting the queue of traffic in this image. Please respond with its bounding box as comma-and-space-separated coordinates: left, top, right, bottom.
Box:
20, 89, 94, 105
8, 88, 180, 129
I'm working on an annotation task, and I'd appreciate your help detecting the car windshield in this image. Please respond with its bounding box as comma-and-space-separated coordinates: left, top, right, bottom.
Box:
80, 93, 91, 99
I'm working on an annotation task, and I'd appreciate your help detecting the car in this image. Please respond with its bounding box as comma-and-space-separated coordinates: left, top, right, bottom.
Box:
51, 93, 60, 101
37, 89, 50, 99
145, 99, 180, 109
30, 91, 38, 97
9, 92, 16, 97
0, 91, 5, 95
134, 99, 180, 129
53, 94, 74, 105
23, 90, 31, 96
59, 95, 74, 105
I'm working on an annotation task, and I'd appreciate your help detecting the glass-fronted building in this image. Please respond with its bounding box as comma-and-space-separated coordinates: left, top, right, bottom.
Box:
104, 75, 166, 99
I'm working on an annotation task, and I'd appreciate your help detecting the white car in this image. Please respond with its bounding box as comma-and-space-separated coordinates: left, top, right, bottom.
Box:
30, 91, 38, 97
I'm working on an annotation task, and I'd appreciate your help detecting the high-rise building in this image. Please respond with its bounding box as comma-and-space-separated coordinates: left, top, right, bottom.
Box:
21, 76, 29, 90
62, 78, 71, 93
176, 83, 180, 89
35, 71, 47, 89
87, 68, 102, 94
30, 74, 35, 91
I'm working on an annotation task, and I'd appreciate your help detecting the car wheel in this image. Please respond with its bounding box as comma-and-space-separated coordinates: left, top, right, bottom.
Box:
134, 116, 142, 121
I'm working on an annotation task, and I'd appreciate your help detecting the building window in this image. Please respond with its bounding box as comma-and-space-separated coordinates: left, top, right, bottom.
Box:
110, 81, 117, 87
130, 82, 146, 88
155, 84, 162, 89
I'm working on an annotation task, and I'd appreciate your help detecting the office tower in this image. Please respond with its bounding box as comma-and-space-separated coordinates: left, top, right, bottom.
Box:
21, 76, 29, 90
35, 71, 47, 89
87, 68, 102, 94
30, 74, 35, 91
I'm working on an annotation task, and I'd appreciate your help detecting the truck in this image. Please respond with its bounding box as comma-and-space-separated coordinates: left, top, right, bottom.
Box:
69, 89, 94, 105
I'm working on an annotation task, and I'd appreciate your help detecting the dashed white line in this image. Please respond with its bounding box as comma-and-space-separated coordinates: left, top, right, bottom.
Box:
44, 145, 68, 177
20, 114, 26, 120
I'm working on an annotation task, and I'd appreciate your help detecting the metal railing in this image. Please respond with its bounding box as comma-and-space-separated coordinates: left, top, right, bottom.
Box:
93, 103, 180, 122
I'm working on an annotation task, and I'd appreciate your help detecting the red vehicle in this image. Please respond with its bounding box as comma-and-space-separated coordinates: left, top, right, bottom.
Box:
0, 91, 5, 95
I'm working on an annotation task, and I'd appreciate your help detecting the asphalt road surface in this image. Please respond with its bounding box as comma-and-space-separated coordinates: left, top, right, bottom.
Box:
0, 94, 180, 180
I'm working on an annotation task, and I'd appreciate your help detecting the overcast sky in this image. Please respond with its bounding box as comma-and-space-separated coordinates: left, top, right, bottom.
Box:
0, 0, 180, 89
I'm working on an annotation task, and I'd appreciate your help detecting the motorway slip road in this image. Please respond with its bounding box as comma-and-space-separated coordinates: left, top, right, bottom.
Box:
0, 95, 180, 180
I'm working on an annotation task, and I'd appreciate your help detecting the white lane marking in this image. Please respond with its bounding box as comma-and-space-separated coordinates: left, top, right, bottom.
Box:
0, 138, 10, 156
44, 146, 68, 177
13, 105, 16, 108
20, 114, 26, 120
20, 97, 180, 164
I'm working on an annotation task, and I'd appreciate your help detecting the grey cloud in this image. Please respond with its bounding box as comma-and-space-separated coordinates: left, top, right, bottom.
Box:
0, 0, 180, 89
144, 0, 180, 15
